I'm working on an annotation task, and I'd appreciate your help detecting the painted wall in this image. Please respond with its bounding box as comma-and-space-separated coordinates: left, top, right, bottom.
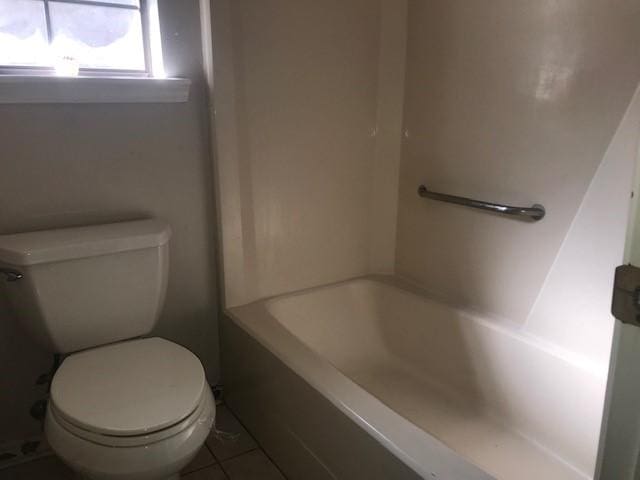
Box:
0, 0, 219, 446
396, 0, 640, 364
210, 0, 407, 308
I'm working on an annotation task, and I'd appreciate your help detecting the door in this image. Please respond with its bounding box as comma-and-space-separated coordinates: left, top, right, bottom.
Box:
597, 273, 640, 478
597, 148, 640, 479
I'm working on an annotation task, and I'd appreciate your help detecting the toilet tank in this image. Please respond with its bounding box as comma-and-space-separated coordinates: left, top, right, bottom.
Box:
0, 220, 171, 353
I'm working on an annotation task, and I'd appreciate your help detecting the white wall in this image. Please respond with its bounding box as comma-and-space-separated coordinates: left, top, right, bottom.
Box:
211, 0, 640, 371
367, 0, 407, 274
395, 0, 640, 363
525, 88, 640, 368
208, 4, 640, 475
0, 0, 219, 447
210, 0, 405, 308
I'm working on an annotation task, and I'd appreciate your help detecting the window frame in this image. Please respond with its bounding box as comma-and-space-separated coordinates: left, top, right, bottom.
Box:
0, 0, 153, 77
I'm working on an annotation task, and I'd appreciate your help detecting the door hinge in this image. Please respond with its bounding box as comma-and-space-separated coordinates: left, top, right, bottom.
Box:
612, 265, 640, 326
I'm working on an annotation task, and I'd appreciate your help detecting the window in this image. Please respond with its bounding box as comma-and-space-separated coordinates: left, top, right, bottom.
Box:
0, 0, 164, 76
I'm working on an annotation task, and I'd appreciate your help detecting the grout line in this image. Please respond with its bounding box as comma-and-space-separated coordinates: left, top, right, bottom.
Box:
181, 456, 228, 480
216, 460, 231, 479
181, 465, 229, 480
180, 442, 219, 477
181, 458, 219, 476
204, 424, 230, 478
206, 443, 231, 479
203, 442, 217, 461
222, 403, 289, 479
254, 447, 289, 480
223, 403, 263, 448
217, 447, 259, 464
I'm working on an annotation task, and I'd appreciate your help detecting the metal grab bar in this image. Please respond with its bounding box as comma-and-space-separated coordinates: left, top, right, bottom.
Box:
417, 185, 546, 221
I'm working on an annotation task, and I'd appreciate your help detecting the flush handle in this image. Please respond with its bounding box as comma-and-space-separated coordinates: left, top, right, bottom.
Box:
0, 268, 23, 282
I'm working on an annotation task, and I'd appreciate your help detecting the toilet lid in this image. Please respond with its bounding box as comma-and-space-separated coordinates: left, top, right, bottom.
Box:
50, 337, 206, 436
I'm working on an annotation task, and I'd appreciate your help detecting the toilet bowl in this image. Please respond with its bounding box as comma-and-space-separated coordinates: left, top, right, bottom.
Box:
44, 337, 215, 480
0, 220, 216, 479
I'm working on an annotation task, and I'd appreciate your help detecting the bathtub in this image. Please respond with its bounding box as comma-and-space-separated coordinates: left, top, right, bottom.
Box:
223, 276, 605, 480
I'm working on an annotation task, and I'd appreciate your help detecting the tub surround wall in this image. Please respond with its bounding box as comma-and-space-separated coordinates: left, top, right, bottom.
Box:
212, 0, 640, 364
391, 4, 640, 473
396, 0, 640, 342
211, 0, 380, 306
367, 0, 408, 274
0, 0, 219, 447
209, 2, 640, 478
526, 88, 640, 368
210, 0, 408, 307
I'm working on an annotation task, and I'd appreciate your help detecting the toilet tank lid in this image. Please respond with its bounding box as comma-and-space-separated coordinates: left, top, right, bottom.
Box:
0, 219, 171, 266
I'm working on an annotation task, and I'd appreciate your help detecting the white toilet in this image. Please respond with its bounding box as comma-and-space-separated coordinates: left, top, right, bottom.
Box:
0, 220, 215, 480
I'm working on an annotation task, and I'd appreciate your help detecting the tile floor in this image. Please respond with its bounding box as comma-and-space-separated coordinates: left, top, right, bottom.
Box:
0, 405, 286, 480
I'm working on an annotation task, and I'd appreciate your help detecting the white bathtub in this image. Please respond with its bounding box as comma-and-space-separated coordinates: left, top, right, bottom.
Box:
225, 276, 605, 480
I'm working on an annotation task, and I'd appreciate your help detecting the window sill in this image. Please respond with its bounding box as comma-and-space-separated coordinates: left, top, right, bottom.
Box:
0, 76, 191, 104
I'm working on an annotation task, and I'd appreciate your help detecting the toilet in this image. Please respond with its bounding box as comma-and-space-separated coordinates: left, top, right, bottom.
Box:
0, 220, 215, 480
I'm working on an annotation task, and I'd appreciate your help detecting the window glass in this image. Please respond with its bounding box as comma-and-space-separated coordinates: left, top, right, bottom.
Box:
0, 0, 49, 66
0, 0, 150, 73
49, 2, 145, 71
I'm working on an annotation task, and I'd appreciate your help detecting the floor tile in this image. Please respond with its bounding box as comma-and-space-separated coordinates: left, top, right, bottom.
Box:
182, 445, 217, 474
182, 463, 227, 479
206, 406, 257, 461
0, 407, 284, 480
223, 450, 285, 480
0, 455, 73, 480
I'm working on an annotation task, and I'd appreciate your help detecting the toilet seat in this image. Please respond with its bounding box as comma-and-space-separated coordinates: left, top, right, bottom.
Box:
48, 388, 210, 447
45, 385, 215, 480
50, 337, 206, 442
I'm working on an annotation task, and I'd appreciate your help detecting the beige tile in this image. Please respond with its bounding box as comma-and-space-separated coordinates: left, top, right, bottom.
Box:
0, 449, 224, 480
181, 464, 227, 480
206, 406, 257, 461
182, 445, 217, 474
1, 450, 222, 480
0, 455, 74, 480
223, 450, 285, 480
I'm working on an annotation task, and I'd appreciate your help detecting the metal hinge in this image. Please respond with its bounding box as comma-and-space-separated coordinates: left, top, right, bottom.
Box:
612, 265, 640, 326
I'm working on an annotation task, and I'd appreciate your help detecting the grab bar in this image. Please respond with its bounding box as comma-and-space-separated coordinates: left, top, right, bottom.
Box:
417, 185, 546, 221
